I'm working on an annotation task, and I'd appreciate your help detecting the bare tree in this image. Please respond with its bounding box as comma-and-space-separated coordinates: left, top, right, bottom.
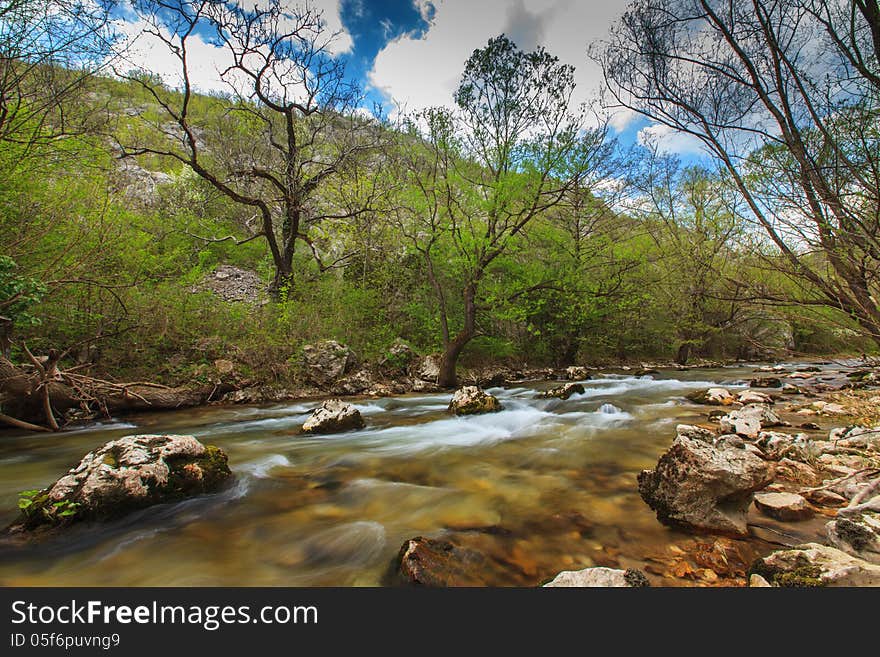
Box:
596, 0, 880, 345
117, 0, 382, 296
0, 0, 114, 158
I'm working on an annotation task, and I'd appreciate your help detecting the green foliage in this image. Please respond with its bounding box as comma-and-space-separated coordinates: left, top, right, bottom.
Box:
17, 489, 79, 522
0, 256, 46, 328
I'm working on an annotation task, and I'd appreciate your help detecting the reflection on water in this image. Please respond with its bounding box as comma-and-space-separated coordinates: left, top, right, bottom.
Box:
0, 368, 827, 586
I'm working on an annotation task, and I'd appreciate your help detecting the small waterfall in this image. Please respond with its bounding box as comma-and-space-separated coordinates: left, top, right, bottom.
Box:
598, 403, 624, 414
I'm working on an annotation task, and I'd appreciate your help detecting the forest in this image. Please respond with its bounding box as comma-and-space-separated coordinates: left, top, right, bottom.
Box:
1, 0, 876, 415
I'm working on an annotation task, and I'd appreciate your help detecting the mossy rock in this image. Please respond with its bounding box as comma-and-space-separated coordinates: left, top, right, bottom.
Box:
6, 435, 233, 534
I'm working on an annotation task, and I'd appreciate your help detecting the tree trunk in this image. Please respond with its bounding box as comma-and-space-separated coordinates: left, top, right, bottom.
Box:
269, 267, 294, 300
437, 283, 478, 389
437, 332, 473, 389
675, 342, 691, 366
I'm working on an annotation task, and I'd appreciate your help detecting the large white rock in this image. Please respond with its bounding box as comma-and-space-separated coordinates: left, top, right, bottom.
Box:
448, 386, 502, 416
543, 567, 649, 587
8, 435, 231, 531
302, 400, 365, 434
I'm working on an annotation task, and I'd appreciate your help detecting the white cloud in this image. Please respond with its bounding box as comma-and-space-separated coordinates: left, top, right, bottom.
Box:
111, 0, 352, 94
637, 122, 707, 156
368, 0, 631, 117
608, 107, 639, 133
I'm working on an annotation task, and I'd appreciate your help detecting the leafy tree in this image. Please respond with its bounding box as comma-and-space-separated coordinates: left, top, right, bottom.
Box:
0, 0, 115, 160
0, 255, 45, 357
118, 0, 383, 296
394, 35, 596, 386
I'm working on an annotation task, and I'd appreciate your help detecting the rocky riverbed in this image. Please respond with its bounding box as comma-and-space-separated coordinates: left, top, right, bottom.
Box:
0, 358, 877, 586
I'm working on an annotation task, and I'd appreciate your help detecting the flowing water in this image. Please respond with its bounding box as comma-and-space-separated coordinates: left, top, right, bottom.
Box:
0, 365, 836, 586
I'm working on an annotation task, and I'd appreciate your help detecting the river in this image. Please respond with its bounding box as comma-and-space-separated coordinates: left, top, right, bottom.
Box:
0, 364, 836, 586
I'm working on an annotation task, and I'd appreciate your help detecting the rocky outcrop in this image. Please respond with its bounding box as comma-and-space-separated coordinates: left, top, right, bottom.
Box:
302, 340, 358, 387
753, 492, 813, 521
543, 567, 650, 587
750, 543, 880, 586
331, 368, 375, 396
448, 386, 502, 416
637, 436, 773, 536
379, 340, 418, 376
539, 382, 585, 400
301, 400, 365, 434
6, 435, 232, 533
686, 388, 734, 405
675, 424, 717, 443
417, 355, 441, 383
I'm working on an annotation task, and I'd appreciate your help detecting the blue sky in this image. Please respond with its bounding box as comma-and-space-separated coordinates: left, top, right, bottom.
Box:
113, 0, 707, 158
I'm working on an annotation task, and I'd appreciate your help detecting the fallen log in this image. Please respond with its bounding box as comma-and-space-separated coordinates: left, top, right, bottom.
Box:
0, 354, 232, 431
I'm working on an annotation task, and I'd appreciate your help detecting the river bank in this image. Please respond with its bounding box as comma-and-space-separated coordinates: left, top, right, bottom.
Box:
0, 358, 877, 586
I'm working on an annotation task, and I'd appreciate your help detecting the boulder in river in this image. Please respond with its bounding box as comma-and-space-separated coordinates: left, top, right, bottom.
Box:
7, 435, 232, 533
637, 435, 773, 536
302, 340, 358, 387
687, 388, 734, 405
539, 382, 585, 400
543, 567, 650, 587
448, 386, 502, 416
750, 543, 880, 586
753, 492, 813, 521
564, 366, 591, 381
302, 400, 365, 434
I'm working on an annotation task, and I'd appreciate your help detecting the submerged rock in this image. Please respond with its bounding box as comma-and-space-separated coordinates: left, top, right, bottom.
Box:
753, 492, 813, 521
391, 537, 521, 586
543, 567, 650, 587
448, 386, 502, 416
750, 377, 783, 389
302, 340, 358, 387
302, 400, 365, 434
637, 435, 773, 536
750, 543, 880, 586
539, 382, 585, 400
7, 435, 232, 533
